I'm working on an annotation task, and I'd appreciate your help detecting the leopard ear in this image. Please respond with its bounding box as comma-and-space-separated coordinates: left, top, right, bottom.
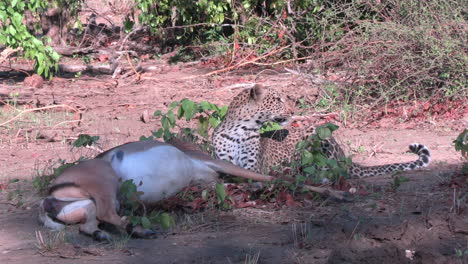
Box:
249, 84, 265, 102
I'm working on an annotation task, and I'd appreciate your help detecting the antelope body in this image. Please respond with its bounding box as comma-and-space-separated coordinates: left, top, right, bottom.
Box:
39, 139, 277, 240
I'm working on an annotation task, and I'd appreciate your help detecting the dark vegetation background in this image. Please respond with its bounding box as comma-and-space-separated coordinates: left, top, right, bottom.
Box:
1, 0, 466, 112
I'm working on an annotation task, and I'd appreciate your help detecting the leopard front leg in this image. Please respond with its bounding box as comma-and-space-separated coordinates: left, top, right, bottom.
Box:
237, 140, 262, 173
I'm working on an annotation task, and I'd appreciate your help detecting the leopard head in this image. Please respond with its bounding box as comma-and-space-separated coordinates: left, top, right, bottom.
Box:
225, 84, 292, 128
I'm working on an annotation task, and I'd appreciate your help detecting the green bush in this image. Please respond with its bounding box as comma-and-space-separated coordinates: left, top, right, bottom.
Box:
0, 0, 60, 78
142, 99, 227, 148
453, 129, 468, 159
290, 122, 351, 186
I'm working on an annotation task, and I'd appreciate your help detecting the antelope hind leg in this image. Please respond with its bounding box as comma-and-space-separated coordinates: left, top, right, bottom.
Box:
76, 200, 113, 241
39, 197, 112, 241
93, 196, 156, 239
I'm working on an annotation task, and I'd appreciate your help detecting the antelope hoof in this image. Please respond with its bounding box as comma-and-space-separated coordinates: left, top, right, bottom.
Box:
133, 229, 157, 239
142, 229, 157, 238
127, 225, 157, 239
92, 230, 112, 242
332, 191, 354, 203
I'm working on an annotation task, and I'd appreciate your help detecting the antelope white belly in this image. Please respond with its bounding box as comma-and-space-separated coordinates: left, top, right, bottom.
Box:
109, 145, 214, 204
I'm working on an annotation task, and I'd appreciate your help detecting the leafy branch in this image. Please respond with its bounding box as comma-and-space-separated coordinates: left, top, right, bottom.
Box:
0, 0, 60, 78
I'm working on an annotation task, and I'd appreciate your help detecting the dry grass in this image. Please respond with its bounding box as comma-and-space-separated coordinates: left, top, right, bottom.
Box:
308, 0, 467, 108
0, 101, 77, 143
35, 230, 67, 252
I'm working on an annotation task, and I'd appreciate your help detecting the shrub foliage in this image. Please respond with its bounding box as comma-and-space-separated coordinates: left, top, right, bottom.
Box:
1, 0, 465, 103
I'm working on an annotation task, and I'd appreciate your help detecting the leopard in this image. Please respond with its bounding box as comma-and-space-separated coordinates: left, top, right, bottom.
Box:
212, 85, 431, 179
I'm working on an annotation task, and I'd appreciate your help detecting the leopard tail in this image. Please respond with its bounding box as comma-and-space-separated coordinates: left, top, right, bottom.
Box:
348, 143, 431, 178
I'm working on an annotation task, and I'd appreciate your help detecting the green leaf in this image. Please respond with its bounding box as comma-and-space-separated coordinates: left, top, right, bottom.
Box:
167, 110, 176, 126
50, 51, 60, 61
120, 180, 138, 198
129, 216, 140, 226
314, 154, 328, 167
316, 126, 331, 140
208, 116, 221, 128
303, 166, 316, 174
73, 134, 100, 147
197, 116, 209, 138
328, 159, 338, 168
260, 121, 282, 133
140, 216, 152, 229
169, 101, 179, 109
215, 183, 226, 204
139, 135, 154, 141
159, 213, 173, 229
8, 25, 16, 35
177, 105, 184, 119
200, 101, 213, 111
37, 64, 44, 76
181, 99, 197, 120
161, 116, 169, 130
301, 150, 313, 164
123, 19, 134, 33
152, 128, 164, 138
296, 140, 307, 150
153, 110, 162, 116
219, 106, 228, 117
326, 122, 339, 132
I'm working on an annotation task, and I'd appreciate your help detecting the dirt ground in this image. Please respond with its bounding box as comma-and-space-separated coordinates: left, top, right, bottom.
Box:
0, 61, 467, 264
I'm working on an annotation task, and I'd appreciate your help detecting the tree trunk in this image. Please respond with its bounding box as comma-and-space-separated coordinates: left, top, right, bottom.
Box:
40, 4, 72, 46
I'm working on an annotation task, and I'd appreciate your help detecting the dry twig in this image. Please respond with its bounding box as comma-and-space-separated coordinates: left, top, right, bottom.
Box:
125, 52, 141, 81
251, 55, 313, 66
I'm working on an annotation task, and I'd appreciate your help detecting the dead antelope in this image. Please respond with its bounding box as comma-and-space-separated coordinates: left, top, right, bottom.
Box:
39, 138, 350, 241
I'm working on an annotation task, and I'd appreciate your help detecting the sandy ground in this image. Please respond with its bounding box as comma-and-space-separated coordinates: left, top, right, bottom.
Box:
0, 61, 466, 264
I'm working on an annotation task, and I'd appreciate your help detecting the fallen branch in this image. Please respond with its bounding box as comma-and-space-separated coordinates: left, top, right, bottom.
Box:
0, 201, 18, 207
163, 22, 241, 29
59, 63, 113, 74
53, 46, 95, 56
58, 62, 160, 75
0, 104, 80, 127
0, 65, 31, 77
247, 173, 352, 202
303, 185, 352, 202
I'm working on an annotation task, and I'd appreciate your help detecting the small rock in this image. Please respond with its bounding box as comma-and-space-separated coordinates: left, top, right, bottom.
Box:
405, 249, 415, 260
141, 110, 150, 123
23, 74, 44, 88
